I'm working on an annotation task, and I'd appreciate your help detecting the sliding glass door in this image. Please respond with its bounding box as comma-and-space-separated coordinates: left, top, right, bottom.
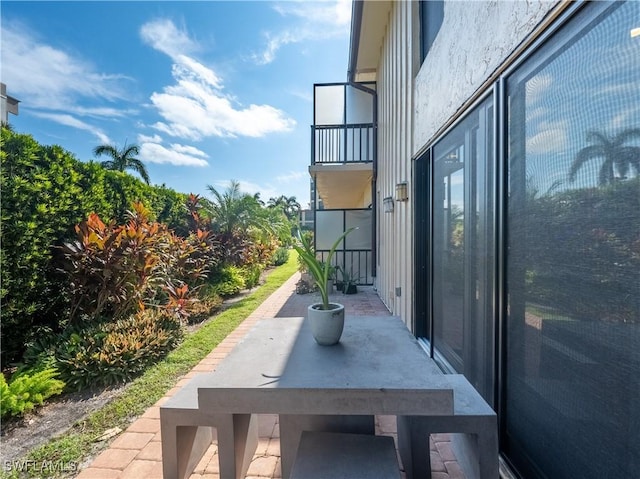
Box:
431, 97, 495, 403
414, 2, 639, 477
504, 2, 640, 477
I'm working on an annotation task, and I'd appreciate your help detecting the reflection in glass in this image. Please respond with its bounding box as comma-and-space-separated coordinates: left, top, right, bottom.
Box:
432, 97, 494, 402
506, 2, 639, 477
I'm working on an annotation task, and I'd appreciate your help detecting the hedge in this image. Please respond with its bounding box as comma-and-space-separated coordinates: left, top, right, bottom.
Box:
0, 127, 187, 367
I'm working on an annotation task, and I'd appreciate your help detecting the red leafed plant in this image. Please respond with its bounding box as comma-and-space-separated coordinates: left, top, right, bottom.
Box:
60, 202, 213, 324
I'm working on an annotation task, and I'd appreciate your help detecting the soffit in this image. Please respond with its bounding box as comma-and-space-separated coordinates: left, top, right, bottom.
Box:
309, 163, 373, 209
352, 1, 392, 83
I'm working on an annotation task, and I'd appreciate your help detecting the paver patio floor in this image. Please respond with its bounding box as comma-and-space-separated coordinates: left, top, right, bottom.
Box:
77, 272, 465, 479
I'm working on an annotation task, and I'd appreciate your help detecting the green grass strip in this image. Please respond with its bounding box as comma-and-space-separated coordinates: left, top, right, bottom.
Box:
5, 252, 299, 478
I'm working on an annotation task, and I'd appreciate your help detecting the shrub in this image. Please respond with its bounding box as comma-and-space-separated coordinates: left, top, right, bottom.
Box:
54, 309, 183, 390
271, 246, 290, 266
211, 265, 245, 297
244, 236, 279, 268
184, 295, 224, 324
296, 231, 314, 272
16, 330, 59, 375
0, 127, 187, 367
59, 203, 211, 324
241, 264, 263, 289
520, 178, 640, 323
0, 368, 65, 419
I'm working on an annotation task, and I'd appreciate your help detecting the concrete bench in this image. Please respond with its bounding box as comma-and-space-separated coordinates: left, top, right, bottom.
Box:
397, 374, 498, 479
290, 431, 401, 479
159, 373, 258, 479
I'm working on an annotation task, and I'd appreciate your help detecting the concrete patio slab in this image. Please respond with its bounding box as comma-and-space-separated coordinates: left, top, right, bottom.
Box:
77, 272, 466, 479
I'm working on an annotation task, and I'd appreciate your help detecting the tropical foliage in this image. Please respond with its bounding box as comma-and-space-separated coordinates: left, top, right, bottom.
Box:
0, 368, 65, 419
267, 194, 301, 221
293, 227, 355, 309
207, 180, 265, 235
59, 202, 212, 324
210, 265, 246, 297
205, 180, 291, 285
0, 127, 187, 367
1, 126, 299, 416
569, 128, 640, 185
54, 309, 183, 391
516, 177, 639, 323
271, 246, 290, 266
93, 142, 150, 184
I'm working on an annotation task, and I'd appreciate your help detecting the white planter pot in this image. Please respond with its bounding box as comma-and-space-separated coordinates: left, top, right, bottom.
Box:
307, 303, 345, 346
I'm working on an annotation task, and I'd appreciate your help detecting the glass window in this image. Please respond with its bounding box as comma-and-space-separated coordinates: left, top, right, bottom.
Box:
432, 97, 495, 403
505, 2, 640, 477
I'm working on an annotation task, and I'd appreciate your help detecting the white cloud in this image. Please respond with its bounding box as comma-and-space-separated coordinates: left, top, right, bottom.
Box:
71, 106, 139, 118
273, 1, 351, 27
170, 144, 208, 158
32, 112, 110, 144
525, 74, 553, 105
611, 106, 640, 130
138, 133, 163, 144
137, 133, 208, 166
238, 180, 277, 198
276, 171, 307, 183
140, 19, 296, 140
526, 120, 568, 154
253, 0, 351, 65
290, 89, 313, 103
138, 140, 209, 167
176, 56, 224, 90
140, 19, 198, 60
1, 22, 130, 110
253, 30, 300, 65
210, 179, 281, 202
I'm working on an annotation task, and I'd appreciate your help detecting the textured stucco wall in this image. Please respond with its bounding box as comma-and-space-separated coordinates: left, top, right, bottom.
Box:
413, 0, 559, 153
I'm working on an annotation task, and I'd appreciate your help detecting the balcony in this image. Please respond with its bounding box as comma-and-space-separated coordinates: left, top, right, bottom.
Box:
310, 83, 376, 284
310, 83, 375, 210
311, 122, 373, 210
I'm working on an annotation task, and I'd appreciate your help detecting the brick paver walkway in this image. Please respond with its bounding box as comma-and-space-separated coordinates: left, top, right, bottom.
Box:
77, 272, 465, 479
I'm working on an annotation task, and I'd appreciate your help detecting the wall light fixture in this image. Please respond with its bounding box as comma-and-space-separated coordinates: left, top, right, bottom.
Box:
395, 182, 409, 202
383, 196, 394, 213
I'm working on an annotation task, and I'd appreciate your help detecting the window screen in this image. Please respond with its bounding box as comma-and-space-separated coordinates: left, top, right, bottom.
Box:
505, 2, 640, 477
432, 97, 495, 403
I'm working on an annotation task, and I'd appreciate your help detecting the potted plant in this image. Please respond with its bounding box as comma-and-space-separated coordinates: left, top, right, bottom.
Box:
337, 266, 359, 295
293, 227, 355, 345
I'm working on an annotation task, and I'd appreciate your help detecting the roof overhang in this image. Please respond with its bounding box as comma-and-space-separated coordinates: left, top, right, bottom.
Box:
309, 163, 373, 209
348, 1, 392, 83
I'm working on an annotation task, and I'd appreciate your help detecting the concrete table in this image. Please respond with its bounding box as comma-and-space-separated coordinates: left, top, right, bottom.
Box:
196, 316, 454, 479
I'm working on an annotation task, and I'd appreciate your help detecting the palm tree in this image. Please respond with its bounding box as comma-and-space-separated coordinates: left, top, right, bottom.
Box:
253, 192, 265, 207
206, 180, 279, 236
93, 142, 150, 184
284, 196, 301, 220
569, 128, 640, 186
268, 195, 301, 221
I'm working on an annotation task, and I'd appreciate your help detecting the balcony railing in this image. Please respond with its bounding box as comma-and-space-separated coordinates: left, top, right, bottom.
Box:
316, 249, 374, 285
314, 208, 373, 285
311, 123, 374, 165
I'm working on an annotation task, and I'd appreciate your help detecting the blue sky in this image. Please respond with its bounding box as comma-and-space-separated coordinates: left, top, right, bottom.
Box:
1, 1, 352, 207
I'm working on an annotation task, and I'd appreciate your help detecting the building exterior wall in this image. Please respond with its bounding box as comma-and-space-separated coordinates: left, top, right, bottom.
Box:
375, 0, 417, 327
368, 1, 639, 477
413, 0, 557, 153
374, 1, 558, 330
360, 181, 372, 208
1, 82, 19, 124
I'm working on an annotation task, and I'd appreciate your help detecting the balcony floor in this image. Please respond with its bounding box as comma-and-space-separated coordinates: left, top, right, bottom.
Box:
77, 272, 466, 479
